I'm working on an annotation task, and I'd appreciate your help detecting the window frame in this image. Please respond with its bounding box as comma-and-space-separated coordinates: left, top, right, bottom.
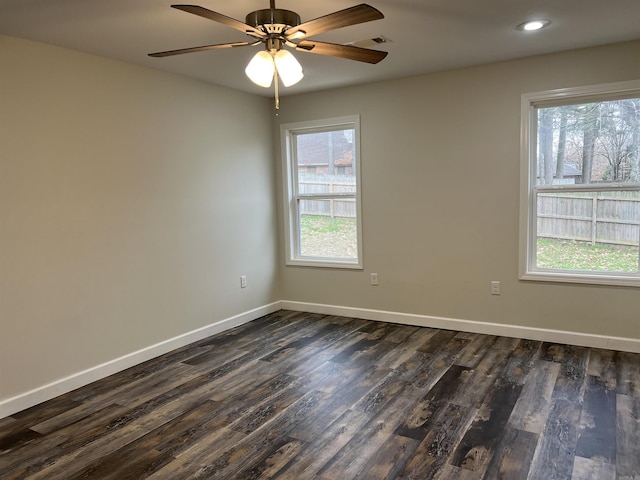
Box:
281, 115, 364, 269
519, 80, 640, 287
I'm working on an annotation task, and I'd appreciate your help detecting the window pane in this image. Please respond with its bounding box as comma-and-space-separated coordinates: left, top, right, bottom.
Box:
298, 199, 357, 259
536, 99, 640, 186
295, 129, 356, 193
536, 190, 640, 273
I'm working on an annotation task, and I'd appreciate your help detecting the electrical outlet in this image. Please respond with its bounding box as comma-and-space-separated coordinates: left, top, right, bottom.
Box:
240, 275, 247, 288
370, 273, 378, 286
491, 281, 501, 295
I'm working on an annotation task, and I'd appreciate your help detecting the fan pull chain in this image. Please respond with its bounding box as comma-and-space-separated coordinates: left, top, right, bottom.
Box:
274, 68, 280, 112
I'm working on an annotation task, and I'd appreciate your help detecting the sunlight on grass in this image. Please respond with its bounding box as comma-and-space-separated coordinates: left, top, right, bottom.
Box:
537, 238, 639, 273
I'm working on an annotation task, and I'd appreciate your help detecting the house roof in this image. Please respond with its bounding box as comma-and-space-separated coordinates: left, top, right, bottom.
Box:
297, 131, 354, 166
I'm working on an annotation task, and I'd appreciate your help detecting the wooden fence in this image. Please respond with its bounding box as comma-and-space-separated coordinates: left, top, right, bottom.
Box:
299, 177, 640, 247
537, 192, 640, 246
299, 174, 356, 218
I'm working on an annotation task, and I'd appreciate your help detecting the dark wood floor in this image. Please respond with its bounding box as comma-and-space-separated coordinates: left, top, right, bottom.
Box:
1, 310, 639, 479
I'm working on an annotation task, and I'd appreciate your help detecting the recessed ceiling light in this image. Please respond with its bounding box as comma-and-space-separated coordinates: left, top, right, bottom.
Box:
517, 19, 551, 31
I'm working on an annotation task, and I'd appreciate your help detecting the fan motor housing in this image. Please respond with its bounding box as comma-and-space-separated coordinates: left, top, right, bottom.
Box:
246, 8, 300, 29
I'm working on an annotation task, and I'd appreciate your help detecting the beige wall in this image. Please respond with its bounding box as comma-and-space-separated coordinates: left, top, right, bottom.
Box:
275, 40, 640, 339
0, 35, 280, 400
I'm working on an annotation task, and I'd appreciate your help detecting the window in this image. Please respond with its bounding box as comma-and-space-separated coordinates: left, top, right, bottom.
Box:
520, 81, 640, 286
281, 116, 363, 268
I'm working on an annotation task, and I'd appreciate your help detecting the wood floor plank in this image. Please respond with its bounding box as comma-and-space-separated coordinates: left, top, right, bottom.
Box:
508, 360, 561, 434
276, 408, 371, 480
575, 375, 617, 463
416, 329, 459, 354
587, 348, 617, 390
228, 374, 319, 435
316, 387, 417, 480
144, 426, 246, 479
616, 393, 640, 477
394, 364, 472, 441
239, 437, 305, 480
0, 427, 43, 456
353, 433, 419, 480
3, 395, 82, 429
1, 403, 127, 477
395, 351, 450, 391
501, 339, 542, 385
382, 324, 420, 344
0, 418, 15, 429
449, 379, 523, 476
453, 346, 513, 409
541, 342, 590, 399
30, 362, 198, 435
396, 402, 477, 479
481, 426, 539, 479
24, 395, 211, 480
492, 335, 524, 351
67, 446, 173, 480
206, 390, 329, 480
454, 333, 498, 368
527, 397, 582, 480
125, 399, 225, 458
1, 310, 639, 480
259, 321, 369, 375
287, 364, 392, 442
238, 312, 329, 354
434, 464, 483, 479
351, 371, 413, 416
617, 351, 640, 397
207, 359, 282, 402
373, 327, 438, 369
571, 455, 616, 480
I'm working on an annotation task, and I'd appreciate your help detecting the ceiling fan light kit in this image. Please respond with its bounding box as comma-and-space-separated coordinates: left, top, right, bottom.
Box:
149, 1, 387, 110
273, 50, 304, 87
245, 50, 276, 87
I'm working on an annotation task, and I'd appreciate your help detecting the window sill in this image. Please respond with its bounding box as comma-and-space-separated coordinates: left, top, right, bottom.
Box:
286, 258, 363, 270
520, 270, 640, 288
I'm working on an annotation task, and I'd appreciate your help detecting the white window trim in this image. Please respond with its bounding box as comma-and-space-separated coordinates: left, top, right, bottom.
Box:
519, 80, 640, 287
281, 115, 364, 269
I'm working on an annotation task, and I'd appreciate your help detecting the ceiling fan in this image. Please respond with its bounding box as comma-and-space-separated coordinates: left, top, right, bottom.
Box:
149, 1, 387, 108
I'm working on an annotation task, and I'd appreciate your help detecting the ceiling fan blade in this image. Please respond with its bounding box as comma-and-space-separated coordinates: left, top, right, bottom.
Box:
296, 40, 387, 64
148, 42, 251, 58
171, 4, 265, 38
286, 4, 383, 39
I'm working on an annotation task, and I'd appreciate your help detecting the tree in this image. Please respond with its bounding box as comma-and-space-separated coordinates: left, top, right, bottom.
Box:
555, 109, 568, 179
622, 99, 640, 182
598, 100, 634, 182
579, 103, 601, 184
538, 109, 555, 185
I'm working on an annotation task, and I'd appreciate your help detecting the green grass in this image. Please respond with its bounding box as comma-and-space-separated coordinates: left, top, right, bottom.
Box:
299, 215, 357, 258
537, 238, 639, 272
297, 216, 639, 271
300, 215, 354, 234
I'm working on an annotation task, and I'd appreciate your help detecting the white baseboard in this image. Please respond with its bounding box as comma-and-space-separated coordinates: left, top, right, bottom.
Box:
0, 301, 282, 419
281, 300, 640, 354
4, 299, 639, 420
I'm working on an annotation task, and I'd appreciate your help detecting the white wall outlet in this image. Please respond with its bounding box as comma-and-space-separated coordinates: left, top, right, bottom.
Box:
240, 275, 247, 288
491, 281, 501, 295
370, 273, 379, 286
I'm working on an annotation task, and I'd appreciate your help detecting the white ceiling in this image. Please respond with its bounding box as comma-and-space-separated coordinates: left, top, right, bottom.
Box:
1, 0, 639, 97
